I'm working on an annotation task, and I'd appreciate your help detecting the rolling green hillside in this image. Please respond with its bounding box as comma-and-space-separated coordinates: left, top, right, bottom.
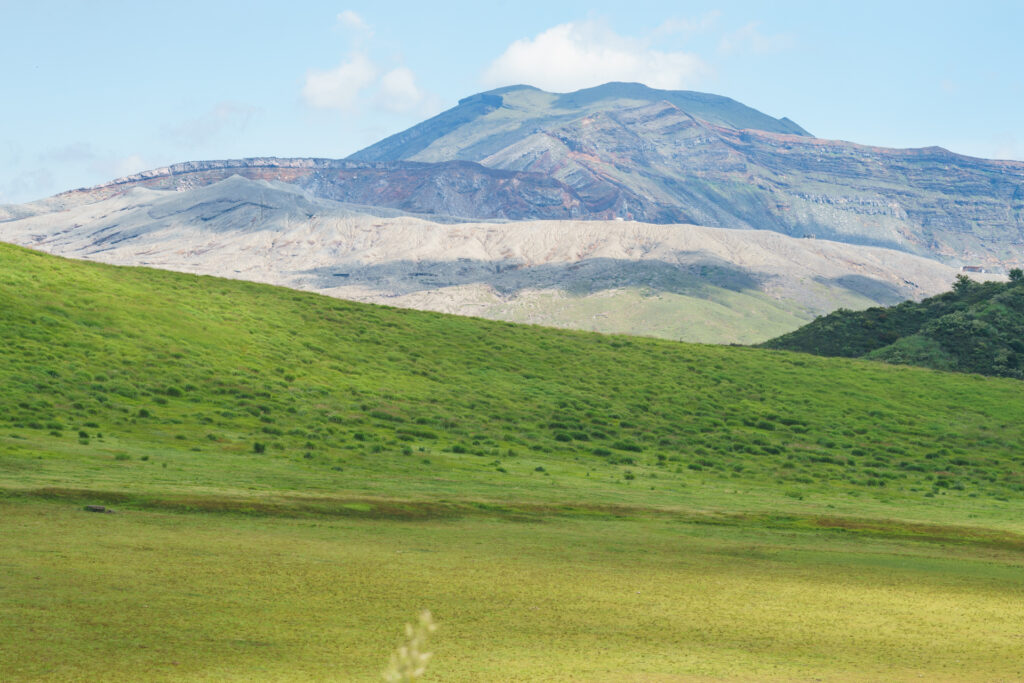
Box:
2, 242, 1023, 510
762, 273, 1024, 379
4, 243, 1024, 681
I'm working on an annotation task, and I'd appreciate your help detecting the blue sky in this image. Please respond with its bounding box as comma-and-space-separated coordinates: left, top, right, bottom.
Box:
2, 0, 1022, 203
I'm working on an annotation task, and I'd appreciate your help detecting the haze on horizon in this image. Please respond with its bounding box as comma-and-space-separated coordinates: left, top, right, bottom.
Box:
2, 0, 1022, 204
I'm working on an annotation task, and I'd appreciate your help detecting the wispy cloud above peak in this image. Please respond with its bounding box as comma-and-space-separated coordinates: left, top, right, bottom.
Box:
376, 67, 430, 113
482, 20, 709, 93
301, 13, 437, 117
302, 53, 379, 111
336, 10, 370, 34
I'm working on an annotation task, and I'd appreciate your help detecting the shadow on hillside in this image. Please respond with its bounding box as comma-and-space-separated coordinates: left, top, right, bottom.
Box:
294, 257, 767, 299
814, 275, 909, 306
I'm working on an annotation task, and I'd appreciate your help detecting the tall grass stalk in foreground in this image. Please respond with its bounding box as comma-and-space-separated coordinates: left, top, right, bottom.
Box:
383, 611, 437, 682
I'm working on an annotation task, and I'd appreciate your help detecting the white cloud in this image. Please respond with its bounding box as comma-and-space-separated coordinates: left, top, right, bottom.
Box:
93, 154, 149, 181
165, 102, 260, 147
302, 12, 440, 117
302, 53, 379, 110
375, 67, 426, 112
482, 20, 708, 92
719, 22, 793, 55
337, 10, 369, 34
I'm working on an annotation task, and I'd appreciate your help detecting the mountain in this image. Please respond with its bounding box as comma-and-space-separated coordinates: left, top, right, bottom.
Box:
348, 82, 811, 162
761, 274, 1024, 378
21, 83, 1023, 270
350, 82, 1024, 267
0, 175, 977, 343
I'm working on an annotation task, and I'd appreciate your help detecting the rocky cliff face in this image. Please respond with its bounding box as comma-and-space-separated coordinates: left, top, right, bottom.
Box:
53, 158, 591, 221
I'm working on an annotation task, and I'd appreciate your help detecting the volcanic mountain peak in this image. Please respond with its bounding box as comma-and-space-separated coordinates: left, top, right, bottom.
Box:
348, 82, 810, 164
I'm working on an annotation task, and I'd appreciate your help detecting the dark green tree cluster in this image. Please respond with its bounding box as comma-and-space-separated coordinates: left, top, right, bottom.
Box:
761, 272, 1024, 379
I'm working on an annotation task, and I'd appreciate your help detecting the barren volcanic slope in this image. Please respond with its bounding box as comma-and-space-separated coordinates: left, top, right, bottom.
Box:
0, 175, 979, 343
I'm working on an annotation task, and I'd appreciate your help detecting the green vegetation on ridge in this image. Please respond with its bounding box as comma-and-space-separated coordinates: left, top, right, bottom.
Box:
762, 271, 1024, 379
3, 243, 1024, 681
3, 242, 1024, 508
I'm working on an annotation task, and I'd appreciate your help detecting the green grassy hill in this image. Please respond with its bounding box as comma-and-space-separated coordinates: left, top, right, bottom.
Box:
3, 243, 1024, 681
761, 274, 1024, 379
3, 242, 1023, 509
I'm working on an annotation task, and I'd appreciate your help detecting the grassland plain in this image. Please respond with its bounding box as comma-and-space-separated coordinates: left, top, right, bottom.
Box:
5, 500, 1024, 681
1, 242, 1024, 680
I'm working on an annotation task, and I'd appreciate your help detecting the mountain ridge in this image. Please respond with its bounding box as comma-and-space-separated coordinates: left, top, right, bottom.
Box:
5, 82, 1023, 270
348, 82, 810, 163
